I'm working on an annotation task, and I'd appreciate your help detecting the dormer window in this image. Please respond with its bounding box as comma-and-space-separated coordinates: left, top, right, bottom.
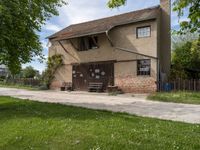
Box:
136, 26, 151, 38
78, 36, 98, 51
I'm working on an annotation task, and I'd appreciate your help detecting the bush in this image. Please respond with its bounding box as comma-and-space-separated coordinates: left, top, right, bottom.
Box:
38, 85, 49, 90
42, 54, 63, 89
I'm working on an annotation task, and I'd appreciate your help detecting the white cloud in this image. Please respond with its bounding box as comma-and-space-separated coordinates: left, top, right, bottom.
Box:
43, 22, 62, 32
41, 40, 48, 49
55, 0, 159, 27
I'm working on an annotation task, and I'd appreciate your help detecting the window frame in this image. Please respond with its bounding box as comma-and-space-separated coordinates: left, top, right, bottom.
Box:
137, 59, 151, 76
136, 26, 151, 39
78, 36, 99, 51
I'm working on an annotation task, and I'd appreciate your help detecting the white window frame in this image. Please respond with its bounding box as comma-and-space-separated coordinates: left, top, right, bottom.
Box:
136, 26, 151, 38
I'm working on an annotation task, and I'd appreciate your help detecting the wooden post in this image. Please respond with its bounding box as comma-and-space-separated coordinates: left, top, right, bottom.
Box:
174, 80, 176, 91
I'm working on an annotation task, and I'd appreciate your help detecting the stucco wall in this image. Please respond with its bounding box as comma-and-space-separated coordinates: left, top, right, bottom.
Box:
110, 20, 157, 58
49, 20, 158, 92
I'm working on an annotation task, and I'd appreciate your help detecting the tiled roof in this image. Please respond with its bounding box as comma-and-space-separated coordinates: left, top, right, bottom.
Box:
48, 6, 160, 40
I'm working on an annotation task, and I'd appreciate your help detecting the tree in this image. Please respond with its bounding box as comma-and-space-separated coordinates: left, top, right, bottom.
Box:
172, 32, 199, 50
171, 37, 200, 79
173, 0, 200, 34
22, 66, 38, 78
0, 0, 66, 75
107, 0, 200, 34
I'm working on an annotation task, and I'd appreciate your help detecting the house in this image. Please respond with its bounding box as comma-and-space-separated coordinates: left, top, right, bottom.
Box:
47, 0, 171, 93
0, 65, 8, 77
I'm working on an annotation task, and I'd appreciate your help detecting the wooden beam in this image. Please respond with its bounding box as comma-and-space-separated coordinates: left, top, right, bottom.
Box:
57, 41, 79, 61
69, 39, 79, 50
91, 36, 99, 47
115, 47, 158, 60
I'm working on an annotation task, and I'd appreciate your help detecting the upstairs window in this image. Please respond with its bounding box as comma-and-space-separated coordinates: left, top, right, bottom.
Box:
136, 26, 151, 38
137, 59, 151, 75
78, 36, 98, 51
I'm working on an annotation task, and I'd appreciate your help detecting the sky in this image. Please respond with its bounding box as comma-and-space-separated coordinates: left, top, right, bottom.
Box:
23, 0, 186, 73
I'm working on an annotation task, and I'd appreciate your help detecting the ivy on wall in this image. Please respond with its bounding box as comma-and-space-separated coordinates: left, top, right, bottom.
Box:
42, 54, 63, 88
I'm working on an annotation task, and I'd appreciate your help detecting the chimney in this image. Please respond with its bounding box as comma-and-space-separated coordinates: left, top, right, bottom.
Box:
160, 0, 171, 75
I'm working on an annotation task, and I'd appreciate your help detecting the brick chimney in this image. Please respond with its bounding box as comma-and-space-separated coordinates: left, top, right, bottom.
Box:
160, 0, 171, 75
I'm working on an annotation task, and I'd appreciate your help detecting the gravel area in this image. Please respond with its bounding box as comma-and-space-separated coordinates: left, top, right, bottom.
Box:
0, 87, 200, 124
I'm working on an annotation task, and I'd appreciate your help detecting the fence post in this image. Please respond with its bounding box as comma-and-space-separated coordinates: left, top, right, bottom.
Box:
174, 80, 176, 91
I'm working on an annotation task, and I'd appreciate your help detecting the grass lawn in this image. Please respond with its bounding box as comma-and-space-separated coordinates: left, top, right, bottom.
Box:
0, 96, 200, 150
0, 82, 40, 90
148, 91, 200, 105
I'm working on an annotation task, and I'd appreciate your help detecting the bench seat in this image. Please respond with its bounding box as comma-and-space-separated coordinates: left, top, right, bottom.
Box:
88, 82, 103, 92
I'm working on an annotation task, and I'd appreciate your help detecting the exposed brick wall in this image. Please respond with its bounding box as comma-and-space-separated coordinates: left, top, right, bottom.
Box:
115, 75, 157, 93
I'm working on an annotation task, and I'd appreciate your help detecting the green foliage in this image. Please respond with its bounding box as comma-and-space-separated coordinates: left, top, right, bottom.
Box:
170, 37, 200, 79
107, 0, 126, 8
42, 54, 63, 88
107, 0, 200, 35
0, 96, 200, 149
173, 0, 200, 34
22, 66, 38, 78
0, 0, 66, 75
148, 91, 200, 104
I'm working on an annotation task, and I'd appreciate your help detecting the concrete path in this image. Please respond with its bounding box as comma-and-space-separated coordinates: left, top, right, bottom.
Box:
0, 87, 200, 124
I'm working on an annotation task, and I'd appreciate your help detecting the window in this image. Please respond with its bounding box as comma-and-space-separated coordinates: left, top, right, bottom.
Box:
136, 26, 151, 38
78, 36, 98, 51
137, 59, 151, 75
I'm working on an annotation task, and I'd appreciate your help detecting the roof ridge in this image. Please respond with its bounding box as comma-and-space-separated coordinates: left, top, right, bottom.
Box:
70, 5, 160, 26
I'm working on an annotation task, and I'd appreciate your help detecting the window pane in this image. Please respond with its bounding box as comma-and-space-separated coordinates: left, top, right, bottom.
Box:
137, 26, 151, 38
137, 59, 151, 75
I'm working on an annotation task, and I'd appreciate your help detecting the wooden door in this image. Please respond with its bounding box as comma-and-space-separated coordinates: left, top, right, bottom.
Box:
87, 63, 114, 90
72, 65, 88, 91
72, 62, 114, 91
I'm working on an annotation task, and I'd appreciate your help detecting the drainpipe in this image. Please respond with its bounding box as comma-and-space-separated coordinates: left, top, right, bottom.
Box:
157, 59, 160, 91
106, 30, 114, 47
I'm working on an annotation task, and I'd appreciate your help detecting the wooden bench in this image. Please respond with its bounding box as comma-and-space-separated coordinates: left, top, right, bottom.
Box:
88, 82, 103, 92
60, 82, 73, 91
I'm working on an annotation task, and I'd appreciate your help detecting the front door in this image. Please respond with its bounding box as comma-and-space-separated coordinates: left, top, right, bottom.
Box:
72, 65, 88, 90
72, 62, 114, 91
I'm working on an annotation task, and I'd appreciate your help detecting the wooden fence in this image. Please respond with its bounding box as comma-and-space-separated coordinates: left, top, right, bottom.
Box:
157, 79, 200, 92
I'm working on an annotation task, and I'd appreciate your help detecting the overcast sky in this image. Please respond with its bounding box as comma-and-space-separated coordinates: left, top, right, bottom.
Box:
23, 0, 186, 72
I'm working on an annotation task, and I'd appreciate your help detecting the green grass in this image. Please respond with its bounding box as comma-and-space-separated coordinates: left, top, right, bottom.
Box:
0, 96, 200, 149
148, 91, 200, 104
0, 82, 40, 90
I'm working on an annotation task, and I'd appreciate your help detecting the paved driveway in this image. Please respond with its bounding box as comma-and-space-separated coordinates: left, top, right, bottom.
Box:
0, 87, 200, 124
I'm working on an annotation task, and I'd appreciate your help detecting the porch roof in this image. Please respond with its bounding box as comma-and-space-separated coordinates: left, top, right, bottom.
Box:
47, 6, 160, 41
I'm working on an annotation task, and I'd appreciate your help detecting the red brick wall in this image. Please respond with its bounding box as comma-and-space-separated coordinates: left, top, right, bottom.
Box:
50, 75, 157, 93
115, 75, 157, 93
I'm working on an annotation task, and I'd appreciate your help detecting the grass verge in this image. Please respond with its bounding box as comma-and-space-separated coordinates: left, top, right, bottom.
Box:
0, 96, 200, 149
148, 91, 200, 104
